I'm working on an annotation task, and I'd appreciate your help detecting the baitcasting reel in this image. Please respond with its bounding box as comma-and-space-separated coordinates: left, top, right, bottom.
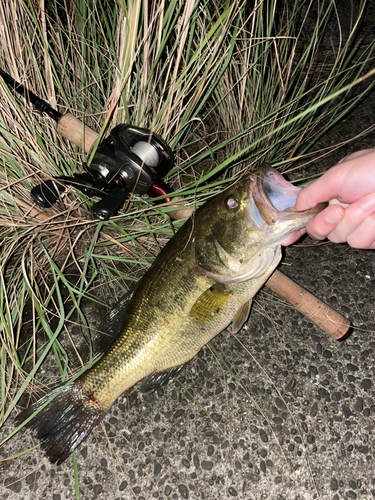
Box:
31, 125, 174, 220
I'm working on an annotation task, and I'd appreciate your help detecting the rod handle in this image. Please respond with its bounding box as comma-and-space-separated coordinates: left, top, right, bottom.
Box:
265, 269, 351, 340
56, 113, 98, 153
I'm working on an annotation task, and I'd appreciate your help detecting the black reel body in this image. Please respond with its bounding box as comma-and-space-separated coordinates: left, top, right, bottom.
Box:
31, 125, 174, 220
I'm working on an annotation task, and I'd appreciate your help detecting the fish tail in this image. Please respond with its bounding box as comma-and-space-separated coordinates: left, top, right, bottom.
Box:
15, 381, 106, 465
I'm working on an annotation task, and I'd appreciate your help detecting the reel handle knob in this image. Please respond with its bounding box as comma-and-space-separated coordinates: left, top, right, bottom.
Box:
31, 180, 66, 207
91, 187, 127, 220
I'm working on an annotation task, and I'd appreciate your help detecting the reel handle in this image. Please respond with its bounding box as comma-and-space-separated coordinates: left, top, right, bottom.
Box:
30, 174, 108, 208
91, 188, 127, 220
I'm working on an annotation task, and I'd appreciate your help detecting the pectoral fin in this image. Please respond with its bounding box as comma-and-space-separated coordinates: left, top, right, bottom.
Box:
140, 364, 186, 394
230, 299, 252, 334
189, 283, 231, 324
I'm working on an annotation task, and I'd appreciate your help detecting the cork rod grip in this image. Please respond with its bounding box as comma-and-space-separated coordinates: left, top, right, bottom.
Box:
265, 269, 351, 340
56, 113, 99, 154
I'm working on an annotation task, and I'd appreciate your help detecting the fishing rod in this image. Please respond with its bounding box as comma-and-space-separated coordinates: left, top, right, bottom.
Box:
0, 69, 351, 340
0, 68, 174, 220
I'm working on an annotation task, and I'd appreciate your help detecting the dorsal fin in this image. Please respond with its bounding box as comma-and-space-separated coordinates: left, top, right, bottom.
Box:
96, 287, 136, 353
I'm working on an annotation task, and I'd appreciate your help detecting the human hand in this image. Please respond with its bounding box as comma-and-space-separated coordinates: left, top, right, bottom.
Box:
283, 149, 375, 249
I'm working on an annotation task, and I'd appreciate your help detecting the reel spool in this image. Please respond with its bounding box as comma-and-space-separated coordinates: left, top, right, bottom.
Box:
31, 125, 173, 220
131, 141, 159, 166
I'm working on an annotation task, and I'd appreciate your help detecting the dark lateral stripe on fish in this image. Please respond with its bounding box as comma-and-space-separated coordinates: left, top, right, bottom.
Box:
15, 383, 106, 465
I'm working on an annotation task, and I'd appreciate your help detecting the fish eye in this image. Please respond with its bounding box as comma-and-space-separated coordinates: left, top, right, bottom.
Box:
225, 196, 239, 210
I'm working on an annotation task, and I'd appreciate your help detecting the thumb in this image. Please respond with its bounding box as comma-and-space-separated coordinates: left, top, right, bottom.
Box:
294, 166, 347, 211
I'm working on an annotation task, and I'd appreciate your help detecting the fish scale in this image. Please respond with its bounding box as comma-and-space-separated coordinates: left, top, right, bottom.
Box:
16, 164, 325, 464
79, 218, 215, 407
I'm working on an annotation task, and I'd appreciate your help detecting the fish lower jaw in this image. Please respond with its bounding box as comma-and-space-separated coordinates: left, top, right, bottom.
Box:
268, 215, 318, 243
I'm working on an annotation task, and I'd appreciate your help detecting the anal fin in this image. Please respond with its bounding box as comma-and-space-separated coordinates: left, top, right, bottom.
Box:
140, 365, 186, 394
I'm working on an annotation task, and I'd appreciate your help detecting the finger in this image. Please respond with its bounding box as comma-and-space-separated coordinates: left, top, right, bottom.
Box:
304, 205, 344, 240
347, 212, 375, 249
294, 167, 347, 211
295, 149, 375, 210
327, 193, 375, 243
337, 149, 375, 164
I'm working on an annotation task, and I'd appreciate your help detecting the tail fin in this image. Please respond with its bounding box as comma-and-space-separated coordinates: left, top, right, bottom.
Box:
15, 382, 106, 465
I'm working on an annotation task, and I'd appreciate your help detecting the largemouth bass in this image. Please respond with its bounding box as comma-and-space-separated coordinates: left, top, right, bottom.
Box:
16, 164, 325, 464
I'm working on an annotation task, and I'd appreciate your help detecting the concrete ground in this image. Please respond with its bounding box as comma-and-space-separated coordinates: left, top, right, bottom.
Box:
2, 121, 375, 500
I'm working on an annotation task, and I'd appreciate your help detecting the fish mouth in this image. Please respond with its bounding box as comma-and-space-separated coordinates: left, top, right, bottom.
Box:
247, 164, 326, 239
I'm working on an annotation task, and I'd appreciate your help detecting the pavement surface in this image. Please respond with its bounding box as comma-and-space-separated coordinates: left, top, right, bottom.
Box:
2, 123, 375, 500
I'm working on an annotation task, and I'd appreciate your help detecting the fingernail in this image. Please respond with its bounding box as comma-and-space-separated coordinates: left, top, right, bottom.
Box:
360, 195, 375, 211
324, 207, 343, 225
